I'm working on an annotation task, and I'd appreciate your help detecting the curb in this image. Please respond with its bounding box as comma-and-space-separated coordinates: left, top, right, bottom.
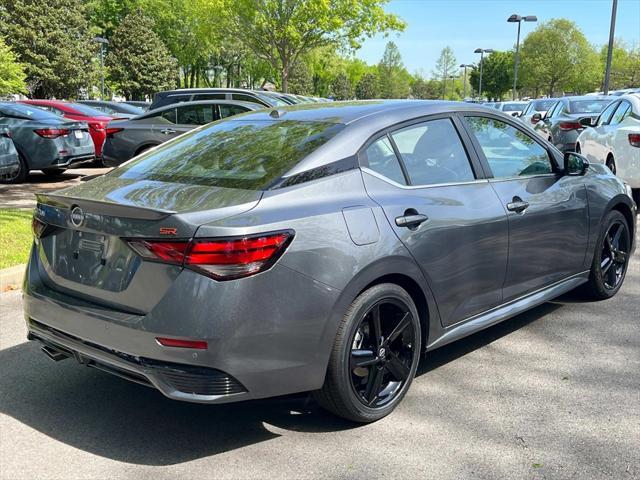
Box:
0, 264, 25, 292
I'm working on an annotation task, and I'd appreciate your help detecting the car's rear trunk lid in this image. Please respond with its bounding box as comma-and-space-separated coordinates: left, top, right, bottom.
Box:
33, 175, 262, 313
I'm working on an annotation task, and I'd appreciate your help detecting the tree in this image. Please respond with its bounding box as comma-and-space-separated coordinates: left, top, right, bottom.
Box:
378, 41, 411, 98
599, 41, 640, 90
331, 72, 352, 100
106, 10, 178, 99
222, 0, 405, 92
519, 19, 599, 97
355, 72, 380, 99
433, 46, 457, 98
469, 51, 513, 100
0, 0, 96, 98
0, 37, 26, 95
288, 60, 313, 95
411, 77, 440, 99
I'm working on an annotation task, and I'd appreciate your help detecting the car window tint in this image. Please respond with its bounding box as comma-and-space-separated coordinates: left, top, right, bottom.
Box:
466, 116, 553, 178
160, 108, 177, 124
176, 105, 214, 125
364, 136, 406, 185
609, 102, 631, 126
219, 104, 249, 118
391, 118, 475, 186
232, 93, 265, 106
597, 102, 619, 126
194, 93, 226, 101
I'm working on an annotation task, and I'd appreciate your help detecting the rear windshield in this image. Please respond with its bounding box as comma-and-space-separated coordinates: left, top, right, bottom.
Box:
113, 119, 344, 190
502, 103, 525, 111
67, 103, 109, 117
0, 103, 62, 121
532, 100, 556, 111
569, 100, 610, 114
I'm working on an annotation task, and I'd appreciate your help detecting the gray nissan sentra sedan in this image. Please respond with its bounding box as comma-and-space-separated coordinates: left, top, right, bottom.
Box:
24, 100, 636, 422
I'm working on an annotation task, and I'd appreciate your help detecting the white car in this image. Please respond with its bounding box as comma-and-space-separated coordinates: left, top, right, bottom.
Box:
494, 101, 528, 117
577, 93, 640, 195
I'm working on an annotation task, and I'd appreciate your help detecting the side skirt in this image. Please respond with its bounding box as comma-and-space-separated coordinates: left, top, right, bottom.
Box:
426, 271, 590, 351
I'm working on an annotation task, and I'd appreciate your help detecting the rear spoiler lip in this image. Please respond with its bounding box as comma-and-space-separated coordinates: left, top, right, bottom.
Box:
35, 192, 176, 220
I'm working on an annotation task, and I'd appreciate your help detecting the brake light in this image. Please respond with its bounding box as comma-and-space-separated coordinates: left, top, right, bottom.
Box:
33, 128, 70, 139
558, 121, 583, 131
156, 337, 207, 349
106, 127, 124, 137
89, 123, 105, 132
126, 230, 294, 280
629, 133, 640, 148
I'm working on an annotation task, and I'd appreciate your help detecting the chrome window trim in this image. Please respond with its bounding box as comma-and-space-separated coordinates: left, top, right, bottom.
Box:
361, 167, 490, 190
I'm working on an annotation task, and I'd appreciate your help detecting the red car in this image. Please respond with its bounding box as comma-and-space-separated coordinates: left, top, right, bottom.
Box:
18, 100, 120, 159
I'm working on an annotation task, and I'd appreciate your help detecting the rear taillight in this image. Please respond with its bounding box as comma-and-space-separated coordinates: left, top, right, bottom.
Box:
32, 217, 47, 239
89, 123, 105, 132
106, 127, 124, 137
558, 121, 583, 131
33, 128, 70, 139
126, 231, 294, 280
629, 133, 640, 148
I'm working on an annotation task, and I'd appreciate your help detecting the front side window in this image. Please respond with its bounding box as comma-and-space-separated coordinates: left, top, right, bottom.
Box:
364, 136, 406, 185
193, 93, 226, 101
176, 105, 215, 125
232, 93, 267, 106
609, 102, 631, 126
113, 120, 344, 190
160, 108, 177, 124
391, 118, 475, 186
597, 101, 619, 126
466, 116, 553, 178
219, 104, 250, 118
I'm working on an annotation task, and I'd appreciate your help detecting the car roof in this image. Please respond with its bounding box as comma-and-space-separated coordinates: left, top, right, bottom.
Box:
557, 95, 611, 102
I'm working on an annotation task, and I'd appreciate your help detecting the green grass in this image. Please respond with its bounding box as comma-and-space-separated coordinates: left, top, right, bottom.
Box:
0, 208, 33, 269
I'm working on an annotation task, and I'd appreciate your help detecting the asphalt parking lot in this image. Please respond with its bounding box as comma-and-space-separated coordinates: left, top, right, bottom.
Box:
0, 246, 638, 479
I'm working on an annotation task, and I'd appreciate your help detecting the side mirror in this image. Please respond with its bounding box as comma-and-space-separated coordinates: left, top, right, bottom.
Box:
511, 112, 520, 117
579, 116, 595, 128
564, 152, 589, 176
531, 113, 542, 124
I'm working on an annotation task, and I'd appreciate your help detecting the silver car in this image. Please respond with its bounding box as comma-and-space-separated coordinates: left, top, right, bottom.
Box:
24, 101, 636, 422
102, 100, 261, 166
0, 102, 95, 183
0, 125, 19, 180
519, 98, 558, 128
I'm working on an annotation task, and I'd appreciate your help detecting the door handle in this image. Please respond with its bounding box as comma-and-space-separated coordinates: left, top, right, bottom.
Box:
506, 199, 530, 213
395, 213, 429, 229
160, 128, 176, 135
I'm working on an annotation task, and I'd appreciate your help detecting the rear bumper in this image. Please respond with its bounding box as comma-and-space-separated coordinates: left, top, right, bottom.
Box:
51, 153, 96, 168
23, 247, 341, 404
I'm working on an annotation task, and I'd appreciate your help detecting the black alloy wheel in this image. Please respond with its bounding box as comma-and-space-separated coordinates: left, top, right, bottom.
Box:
349, 299, 416, 408
599, 220, 630, 290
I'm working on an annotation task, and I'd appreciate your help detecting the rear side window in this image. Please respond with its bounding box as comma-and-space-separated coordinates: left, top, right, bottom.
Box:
232, 93, 267, 106
364, 136, 406, 185
176, 104, 215, 125
114, 120, 344, 190
391, 118, 475, 186
219, 104, 249, 118
194, 93, 226, 101
160, 108, 177, 124
466, 116, 552, 178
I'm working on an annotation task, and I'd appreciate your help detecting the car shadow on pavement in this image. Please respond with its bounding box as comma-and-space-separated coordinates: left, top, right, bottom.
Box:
0, 298, 571, 466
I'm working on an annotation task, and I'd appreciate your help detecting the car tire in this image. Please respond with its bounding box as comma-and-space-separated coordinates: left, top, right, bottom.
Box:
582, 210, 631, 300
314, 283, 422, 423
0, 152, 28, 184
606, 156, 616, 175
41, 168, 67, 176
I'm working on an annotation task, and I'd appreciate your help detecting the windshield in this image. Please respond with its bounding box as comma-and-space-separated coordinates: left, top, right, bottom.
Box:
67, 103, 111, 117
0, 103, 62, 121
257, 92, 290, 107
532, 100, 556, 112
99, 102, 144, 114
112, 119, 344, 190
569, 100, 610, 114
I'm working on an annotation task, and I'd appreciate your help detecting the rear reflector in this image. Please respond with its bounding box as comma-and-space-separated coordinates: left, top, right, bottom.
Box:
558, 121, 583, 131
34, 128, 70, 139
126, 230, 294, 280
156, 337, 208, 349
629, 133, 640, 148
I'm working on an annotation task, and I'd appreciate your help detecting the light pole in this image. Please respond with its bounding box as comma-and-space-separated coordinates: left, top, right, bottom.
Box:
474, 48, 494, 99
93, 37, 109, 100
459, 64, 474, 100
508, 14, 537, 100
603, 0, 618, 94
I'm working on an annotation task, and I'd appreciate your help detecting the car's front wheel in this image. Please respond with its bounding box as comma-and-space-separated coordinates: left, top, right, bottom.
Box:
583, 210, 631, 300
314, 283, 422, 423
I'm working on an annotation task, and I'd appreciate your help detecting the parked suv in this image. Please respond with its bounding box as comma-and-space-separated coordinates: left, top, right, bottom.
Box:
149, 88, 290, 110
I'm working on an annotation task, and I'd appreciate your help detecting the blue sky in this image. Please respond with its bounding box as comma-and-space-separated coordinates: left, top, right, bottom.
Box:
357, 0, 640, 75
